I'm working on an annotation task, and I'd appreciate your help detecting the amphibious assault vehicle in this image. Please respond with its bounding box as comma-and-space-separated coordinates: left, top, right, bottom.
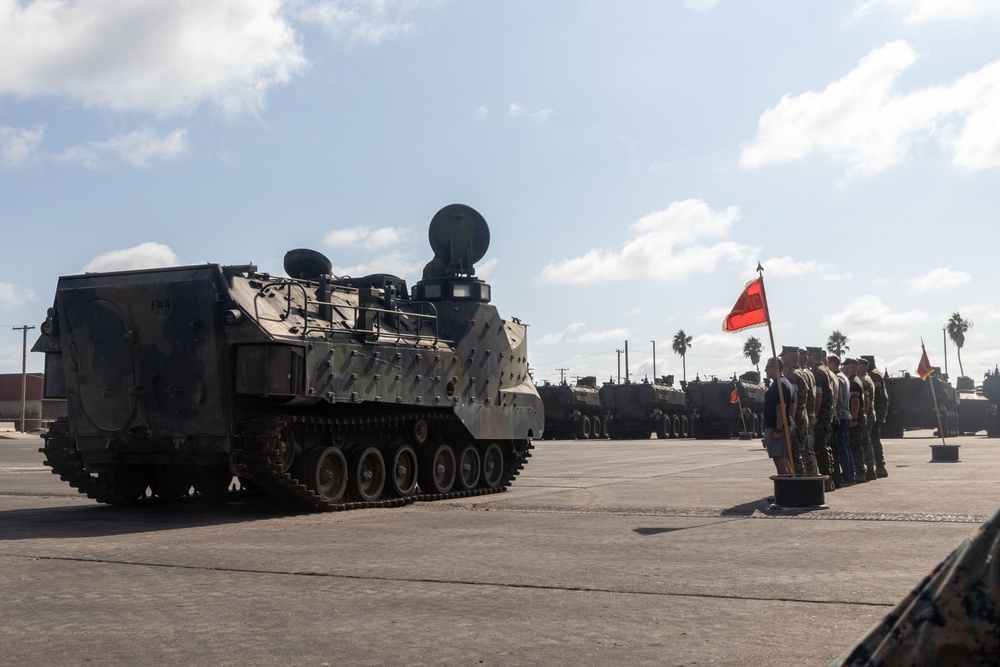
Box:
684, 372, 766, 439
32, 204, 542, 510
599, 377, 689, 440
955, 376, 987, 435
882, 372, 959, 438
981, 373, 1000, 437
538, 376, 608, 439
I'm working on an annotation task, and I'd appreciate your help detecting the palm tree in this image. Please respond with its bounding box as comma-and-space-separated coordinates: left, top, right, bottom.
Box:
672, 329, 693, 382
743, 336, 762, 373
826, 330, 849, 358
946, 312, 973, 377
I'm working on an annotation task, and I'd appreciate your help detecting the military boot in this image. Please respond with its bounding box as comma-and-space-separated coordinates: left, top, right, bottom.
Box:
876, 464, 888, 478
865, 467, 877, 481
824, 478, 836, 492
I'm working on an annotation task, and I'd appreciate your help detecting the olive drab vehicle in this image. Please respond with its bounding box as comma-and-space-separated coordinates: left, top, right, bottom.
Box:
599, 376, 690, 440
537, 376, 609, 439
32, 204, 542, 511
684, 372, 766, 440
981, 372, 1000, 438
955, 375, 987, 435
882, 372, 960, 439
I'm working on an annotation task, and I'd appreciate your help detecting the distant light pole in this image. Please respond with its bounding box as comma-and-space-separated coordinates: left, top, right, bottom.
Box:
651, 340, 656, 380
13, 325, 34, 432
942, 327, 948, 378
616, 349, 623, 384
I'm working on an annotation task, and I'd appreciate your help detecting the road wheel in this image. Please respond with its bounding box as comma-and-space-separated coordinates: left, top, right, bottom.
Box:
481, 443, 504, 489
591, 416, 603, 440
305, 447, 348, 503
457, 445, 481, 491
421, 444, 456, 494
387, 445, 418, 497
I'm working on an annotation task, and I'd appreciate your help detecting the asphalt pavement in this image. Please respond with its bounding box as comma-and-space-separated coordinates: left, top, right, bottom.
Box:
1, 429, 996, 666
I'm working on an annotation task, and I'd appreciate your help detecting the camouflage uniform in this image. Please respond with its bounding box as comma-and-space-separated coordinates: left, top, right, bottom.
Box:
859, 361, 877, 480
832, 504, 1000, 665
781, 347, 817, 476
845, 362, 868, 483
863, 355, 890, 478
807, 347, 836, 487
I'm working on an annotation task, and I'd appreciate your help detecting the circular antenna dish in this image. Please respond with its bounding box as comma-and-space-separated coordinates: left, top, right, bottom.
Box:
284, 248, 333, 281
428, 204, 490, 273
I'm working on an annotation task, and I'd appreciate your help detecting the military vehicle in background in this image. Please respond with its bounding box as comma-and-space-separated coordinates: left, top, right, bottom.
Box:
537, 376, 609, 439
32, 204, 542, 511
599, 377, 689, 440
955, 376, 987, 435
981, 372, 1000, 437
882, 372, 960, 438
685, 372, 766, 439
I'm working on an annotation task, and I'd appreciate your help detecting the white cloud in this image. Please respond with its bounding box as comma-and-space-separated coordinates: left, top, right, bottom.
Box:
536, 323, 631, 346
83, 242, 183, 273
0, 282, 37, 308
0, 0, 306, 115
57, 128, 188, 169
0, 125, 44, 167
847, 329, 909, 345
909, 267, 972, 292
323, 225, 409, 249
475, 257, 498, 280
757, 256, 836, 279
504, 101, 553, 120
740, 40, 1000, 176
294, 0, 426, 45
330, 250, 424, 279
685, 0, 722, 11
540, 199, 755, 285
821, 294, 927, 329
853, 0, 1000, 23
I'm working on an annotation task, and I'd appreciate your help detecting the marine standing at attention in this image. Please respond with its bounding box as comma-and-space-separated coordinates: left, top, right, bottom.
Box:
780, 346, 817, 476
763, 357, 795, 476
862, 354, 889, 478
828, 355, 854, 486
843, 358, 869, 484
807, 346, 836, 491
857, 357, 878, 481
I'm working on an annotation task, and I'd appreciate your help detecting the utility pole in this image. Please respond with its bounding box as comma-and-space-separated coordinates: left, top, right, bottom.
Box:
557, 368, 568, 385
942, 327, 949, 378
651, 340, 656, 380
13, 325, 34, 432
616, 349, 623, 384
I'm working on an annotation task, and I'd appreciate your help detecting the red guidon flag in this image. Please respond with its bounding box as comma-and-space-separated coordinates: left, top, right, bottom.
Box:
730, 388, 740, 404
917, 344, 934, 380
722, 277, 768, 333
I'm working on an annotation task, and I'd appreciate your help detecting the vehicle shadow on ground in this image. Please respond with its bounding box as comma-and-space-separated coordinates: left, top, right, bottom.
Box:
0, 498, 302, 541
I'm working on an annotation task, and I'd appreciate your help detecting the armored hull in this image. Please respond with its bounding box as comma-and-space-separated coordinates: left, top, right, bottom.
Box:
981, 374, 1000, 437
882, 374, 960, 438
538, 377, 608, 439
599, 380, 689, 440
685, 374, 766, 439
33, 204, 542, 510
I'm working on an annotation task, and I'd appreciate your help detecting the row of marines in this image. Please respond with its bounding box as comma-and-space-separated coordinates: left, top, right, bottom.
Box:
763, 346, 889, 490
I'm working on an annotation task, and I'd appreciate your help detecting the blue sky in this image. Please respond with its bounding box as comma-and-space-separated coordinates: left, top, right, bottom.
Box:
2, 0, 999, 386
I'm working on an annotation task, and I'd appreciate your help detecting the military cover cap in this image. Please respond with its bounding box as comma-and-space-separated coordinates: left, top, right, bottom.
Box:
806, 346, 822, 354
798, 348, 808, 356
860, 354, 876, 368
780, 345, 798, 356
857, 357, 870, 367
828, 354, 841, 364
842, 357, 858, 365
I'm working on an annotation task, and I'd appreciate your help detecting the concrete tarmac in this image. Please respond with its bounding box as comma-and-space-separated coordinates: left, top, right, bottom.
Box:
0, 430, 996, 666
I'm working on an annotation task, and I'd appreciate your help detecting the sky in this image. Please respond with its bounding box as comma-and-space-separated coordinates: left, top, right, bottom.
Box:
2, 0, 1000, 388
